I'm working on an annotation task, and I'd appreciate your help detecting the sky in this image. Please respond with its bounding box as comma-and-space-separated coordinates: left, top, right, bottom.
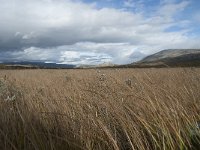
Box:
0, 0, 200, 65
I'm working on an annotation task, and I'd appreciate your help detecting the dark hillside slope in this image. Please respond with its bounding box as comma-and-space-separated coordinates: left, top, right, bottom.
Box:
132, 49, 200, 67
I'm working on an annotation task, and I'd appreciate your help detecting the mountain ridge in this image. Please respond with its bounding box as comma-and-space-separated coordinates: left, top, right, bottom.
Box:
139, 49, 200, 62
132, 49, 200, 67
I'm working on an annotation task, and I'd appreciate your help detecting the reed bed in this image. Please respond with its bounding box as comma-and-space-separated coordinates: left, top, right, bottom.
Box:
0, 68, 200, 150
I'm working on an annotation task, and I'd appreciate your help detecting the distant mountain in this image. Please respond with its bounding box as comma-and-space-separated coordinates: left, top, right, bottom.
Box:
1, 49, 200, 69
129, 51, 146, 62
132, 49, 200, 67
76, 62, 116, 69
0, 61, 76, 69
97, 62, 116, 67
76, 64, 96, 69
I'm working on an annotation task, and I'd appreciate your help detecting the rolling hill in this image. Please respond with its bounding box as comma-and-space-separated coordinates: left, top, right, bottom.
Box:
132, 49, 200, 67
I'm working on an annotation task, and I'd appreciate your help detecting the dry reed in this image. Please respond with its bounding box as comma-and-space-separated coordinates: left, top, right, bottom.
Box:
0, 68, 200, 150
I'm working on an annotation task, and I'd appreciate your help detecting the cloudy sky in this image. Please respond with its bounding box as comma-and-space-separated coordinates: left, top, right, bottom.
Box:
0, 0, 200, 64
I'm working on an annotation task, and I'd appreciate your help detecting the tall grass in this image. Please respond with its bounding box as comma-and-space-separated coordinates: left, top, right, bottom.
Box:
0, 68, 200, 150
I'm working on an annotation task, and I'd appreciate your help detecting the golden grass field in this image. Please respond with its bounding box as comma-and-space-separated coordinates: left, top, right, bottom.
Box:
0, 68, 200, 150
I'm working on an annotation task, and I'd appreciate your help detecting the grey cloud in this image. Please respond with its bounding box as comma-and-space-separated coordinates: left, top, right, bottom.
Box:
0, 0, 199, 64
0, 0, 183, 50
1, 0, 140, 50
0, 43, 113, 64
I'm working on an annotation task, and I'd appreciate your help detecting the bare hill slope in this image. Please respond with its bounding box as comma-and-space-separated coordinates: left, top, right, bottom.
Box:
133, 49, 200, 67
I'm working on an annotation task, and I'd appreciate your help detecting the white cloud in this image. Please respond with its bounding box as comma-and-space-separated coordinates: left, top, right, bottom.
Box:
158, 1, 190, 18
124, 0, 135, 8
0, 0, 199, 64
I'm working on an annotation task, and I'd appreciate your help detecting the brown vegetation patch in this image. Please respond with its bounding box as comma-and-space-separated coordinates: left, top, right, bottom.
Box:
0, 68, 200, 149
